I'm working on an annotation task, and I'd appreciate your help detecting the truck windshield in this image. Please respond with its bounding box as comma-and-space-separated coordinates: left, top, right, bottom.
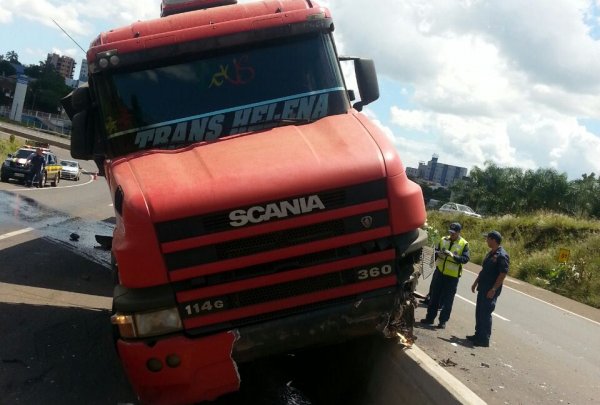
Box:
96, 33, 349, 156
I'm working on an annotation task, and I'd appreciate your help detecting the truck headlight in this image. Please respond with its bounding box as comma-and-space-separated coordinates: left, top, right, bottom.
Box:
111, 307, 183, 338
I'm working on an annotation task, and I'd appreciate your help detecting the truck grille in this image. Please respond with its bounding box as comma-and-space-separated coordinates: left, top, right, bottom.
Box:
164, 210, 387, 271
155, 179, 386, 242
157, 179, 395, 332
179, 259, 396, 321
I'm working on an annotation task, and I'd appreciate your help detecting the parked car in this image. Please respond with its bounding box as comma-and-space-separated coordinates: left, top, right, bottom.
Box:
1, 146, 62, 187
60, 160, 82, 181
439, 202, 482, 218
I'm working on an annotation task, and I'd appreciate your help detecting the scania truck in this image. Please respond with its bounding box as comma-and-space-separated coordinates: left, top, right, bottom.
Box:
62, 1, 428, 403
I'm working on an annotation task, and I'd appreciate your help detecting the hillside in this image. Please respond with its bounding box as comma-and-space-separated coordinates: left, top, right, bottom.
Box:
0, 135, 24, 160
426, 211, 600, 308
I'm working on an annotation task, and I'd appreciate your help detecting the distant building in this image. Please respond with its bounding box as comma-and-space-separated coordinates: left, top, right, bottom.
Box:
46, 53, 76, 79
65, 77, 79, 88
79, 59, 88, 83
407, 154, 467, 188
406, 167, 419, 178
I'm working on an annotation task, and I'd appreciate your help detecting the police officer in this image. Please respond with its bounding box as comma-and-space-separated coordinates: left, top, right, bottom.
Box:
467, 230, 509, 347
28, 148, 45, 188
420, 222, 470, 329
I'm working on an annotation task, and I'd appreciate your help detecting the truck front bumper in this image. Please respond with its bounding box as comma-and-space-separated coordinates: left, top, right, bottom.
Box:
117, 287, 399, 405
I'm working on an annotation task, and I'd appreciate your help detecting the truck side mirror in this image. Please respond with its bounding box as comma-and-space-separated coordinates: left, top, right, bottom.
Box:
352, 59, 379, 111
71, 110, 95, 160
61, 86, 94, 160
72, 86, 91, 113
339, 57, 380, 111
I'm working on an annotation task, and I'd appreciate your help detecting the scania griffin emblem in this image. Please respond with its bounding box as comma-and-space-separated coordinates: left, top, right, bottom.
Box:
361, 215, 373, 229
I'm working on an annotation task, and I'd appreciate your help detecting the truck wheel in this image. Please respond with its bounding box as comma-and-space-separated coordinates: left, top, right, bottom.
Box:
0, 175, 8, 182
51, 173, 59, 187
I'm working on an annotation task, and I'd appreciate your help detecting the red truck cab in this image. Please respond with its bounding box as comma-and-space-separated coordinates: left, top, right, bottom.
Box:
63, 1, 428, 403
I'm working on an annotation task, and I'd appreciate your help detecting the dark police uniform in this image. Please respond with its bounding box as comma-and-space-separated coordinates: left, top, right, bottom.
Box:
475, 246, 509, 344
28, 153, 45, 186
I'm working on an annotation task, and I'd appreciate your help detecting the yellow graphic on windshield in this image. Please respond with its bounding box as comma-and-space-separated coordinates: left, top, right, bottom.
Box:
209, 55, 255, 88
105, 116, 118, 135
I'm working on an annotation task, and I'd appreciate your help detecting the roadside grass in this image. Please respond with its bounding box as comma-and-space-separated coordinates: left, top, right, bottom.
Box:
0, 136, 24, 160
426, 211, 600, 308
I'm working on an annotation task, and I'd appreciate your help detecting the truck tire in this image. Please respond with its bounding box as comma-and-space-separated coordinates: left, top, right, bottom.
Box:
0, 174, 8, 182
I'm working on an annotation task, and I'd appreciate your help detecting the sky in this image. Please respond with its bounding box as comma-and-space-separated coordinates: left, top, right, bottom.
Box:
1, 0, 600, 179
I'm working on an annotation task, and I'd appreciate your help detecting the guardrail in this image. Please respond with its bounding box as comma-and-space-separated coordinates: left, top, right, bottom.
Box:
0, 121, 70, 149
0, 106, 71, 137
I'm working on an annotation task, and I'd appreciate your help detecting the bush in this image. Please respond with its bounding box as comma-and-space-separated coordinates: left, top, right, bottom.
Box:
426, 210, 600, 308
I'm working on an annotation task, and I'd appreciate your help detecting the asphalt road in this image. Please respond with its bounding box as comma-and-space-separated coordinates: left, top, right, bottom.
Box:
414, 262, 600, 404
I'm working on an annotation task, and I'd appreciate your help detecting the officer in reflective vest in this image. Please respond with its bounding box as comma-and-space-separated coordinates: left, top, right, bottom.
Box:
420, 222, 470, 329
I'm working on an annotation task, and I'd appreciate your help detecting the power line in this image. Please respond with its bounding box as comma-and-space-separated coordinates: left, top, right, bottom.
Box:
51, 19, 86, 54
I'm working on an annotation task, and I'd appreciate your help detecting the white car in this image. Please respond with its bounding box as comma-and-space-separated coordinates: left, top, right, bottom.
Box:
60, 160, 82, 181
439, 202, 482, 218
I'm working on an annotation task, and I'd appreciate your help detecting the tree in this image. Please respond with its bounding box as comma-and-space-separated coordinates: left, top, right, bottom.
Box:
5, 51, 19, 64
451, 162, 578, 217
568, 173, 600, 217
0, 60, 16, 77
25, 68, 71, 113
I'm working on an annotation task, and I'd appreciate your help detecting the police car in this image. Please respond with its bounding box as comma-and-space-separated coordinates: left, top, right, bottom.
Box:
1, 145, 62, 187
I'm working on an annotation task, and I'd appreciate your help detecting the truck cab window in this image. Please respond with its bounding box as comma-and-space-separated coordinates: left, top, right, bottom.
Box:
96, 33, 349, 157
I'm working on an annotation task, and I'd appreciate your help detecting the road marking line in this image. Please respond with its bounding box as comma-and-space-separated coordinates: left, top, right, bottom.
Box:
455, 294, 511, 321
463, 268, 600, 327
0, 227, 34, 241
0, 281, 111, 310
10, 176, 95, 191
506, 278, 522, 284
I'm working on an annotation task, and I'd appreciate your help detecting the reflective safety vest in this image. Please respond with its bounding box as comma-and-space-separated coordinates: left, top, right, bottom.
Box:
436, 236, 468, 278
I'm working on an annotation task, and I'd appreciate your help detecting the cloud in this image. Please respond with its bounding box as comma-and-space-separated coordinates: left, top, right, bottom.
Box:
2, 0, 158, 39
364, 108, 438, 169
0, 8, 12, 24
24, 47, 48, 63
328, 0, 600, 178
2, 0, 90, 36
51, 47, 78, 59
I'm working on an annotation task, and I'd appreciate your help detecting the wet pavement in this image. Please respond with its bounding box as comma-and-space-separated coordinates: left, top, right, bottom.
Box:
0, 190, 114, 268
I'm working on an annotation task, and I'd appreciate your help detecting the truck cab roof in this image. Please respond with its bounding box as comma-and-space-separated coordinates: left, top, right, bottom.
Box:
87, 0, 330, 73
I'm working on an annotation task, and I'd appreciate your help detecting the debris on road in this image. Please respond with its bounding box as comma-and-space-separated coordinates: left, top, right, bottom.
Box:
395, 331, 416, 348
69, 232, 79, 241
439, 358, 458, 367
94, 234, 112, 250
481, 362, 490, 368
